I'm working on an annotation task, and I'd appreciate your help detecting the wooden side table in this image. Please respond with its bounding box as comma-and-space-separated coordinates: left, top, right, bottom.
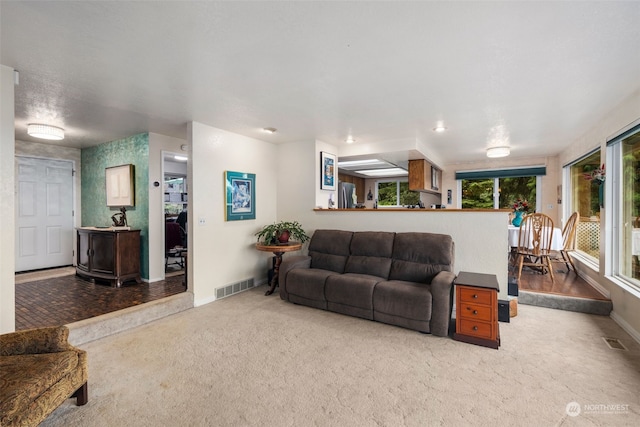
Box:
453, 271, 500, 349
255, 242, 302, 296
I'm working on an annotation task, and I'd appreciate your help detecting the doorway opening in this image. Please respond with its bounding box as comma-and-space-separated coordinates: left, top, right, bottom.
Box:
163, 152, 188, 279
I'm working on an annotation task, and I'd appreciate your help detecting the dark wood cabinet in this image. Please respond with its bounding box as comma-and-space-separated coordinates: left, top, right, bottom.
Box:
76, 228, 141, 287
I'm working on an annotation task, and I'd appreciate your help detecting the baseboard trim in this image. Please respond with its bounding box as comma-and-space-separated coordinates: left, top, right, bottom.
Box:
610, 310, 640, 345
194, 294, 216, 307
580, 272, 610, 299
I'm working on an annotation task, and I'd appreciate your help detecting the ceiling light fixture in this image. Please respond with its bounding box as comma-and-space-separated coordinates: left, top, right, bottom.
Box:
433, 120, 447, 133
357, 168, 408, 177
345, 136, 356, 144
337, 159, 386, 168
486, 146, 510, 158
27, 124, 64, 140
262, 127, 277, 134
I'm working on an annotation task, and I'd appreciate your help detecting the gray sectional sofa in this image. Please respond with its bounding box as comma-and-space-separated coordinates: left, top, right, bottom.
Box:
279, 229, 456, 337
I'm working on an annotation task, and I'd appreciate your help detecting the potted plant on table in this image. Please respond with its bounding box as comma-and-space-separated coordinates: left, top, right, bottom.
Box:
255, 220, 310, 245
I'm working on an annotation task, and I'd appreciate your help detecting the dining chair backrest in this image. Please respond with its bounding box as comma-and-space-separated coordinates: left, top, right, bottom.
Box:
562, 211, 580, 251
165, 221, 184, 251
517, 213, 555, 256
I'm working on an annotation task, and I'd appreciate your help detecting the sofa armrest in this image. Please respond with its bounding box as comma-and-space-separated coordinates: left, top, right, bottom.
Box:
279, 255, 311, 300
429, 271, 456, 337
0, 326, 73, 356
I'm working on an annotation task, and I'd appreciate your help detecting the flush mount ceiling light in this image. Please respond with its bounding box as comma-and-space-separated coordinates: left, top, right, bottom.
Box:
433, 121, 447, 133
27, 124, 64, 140
345, 136, 356, 144
486, 146, 510, 158
337, 159, 388, 169
262, 127, 277, 134
357, 168, 408, 177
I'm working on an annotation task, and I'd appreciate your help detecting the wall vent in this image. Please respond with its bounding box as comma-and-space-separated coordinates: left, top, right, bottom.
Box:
216, 277, 255, 300
602, 337, 628, 351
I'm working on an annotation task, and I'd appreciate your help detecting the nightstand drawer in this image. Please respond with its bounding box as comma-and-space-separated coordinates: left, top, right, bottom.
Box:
459, 302, 493, 321
459, 287, 493, 305
459, 318, 493, 340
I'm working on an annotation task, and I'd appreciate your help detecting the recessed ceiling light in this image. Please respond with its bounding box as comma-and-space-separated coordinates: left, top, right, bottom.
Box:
345, 136, 356, 144
262, 127, 277, 134
486, 146, 510, 158
27, 123, 64, 140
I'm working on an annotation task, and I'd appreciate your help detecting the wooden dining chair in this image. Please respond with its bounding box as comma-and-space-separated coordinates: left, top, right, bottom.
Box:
515, 213, 556, 283
552, 211, 580, 273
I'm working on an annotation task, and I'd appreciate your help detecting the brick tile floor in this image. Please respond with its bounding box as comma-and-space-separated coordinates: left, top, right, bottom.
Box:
15, 273, 187, 330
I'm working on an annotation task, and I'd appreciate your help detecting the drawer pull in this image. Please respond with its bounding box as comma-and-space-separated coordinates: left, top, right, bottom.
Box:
473, 310, 478, 315
472, 326, 478, 331
473, 294, 478, 299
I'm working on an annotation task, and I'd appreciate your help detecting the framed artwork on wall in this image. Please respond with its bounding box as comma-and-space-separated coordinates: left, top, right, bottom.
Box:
225, 170, 256, 221
106, 164, 135, 207
320, 151, 336, 190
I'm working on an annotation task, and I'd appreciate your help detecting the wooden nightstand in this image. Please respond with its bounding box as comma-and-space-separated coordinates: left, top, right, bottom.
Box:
453, 271, 500, 349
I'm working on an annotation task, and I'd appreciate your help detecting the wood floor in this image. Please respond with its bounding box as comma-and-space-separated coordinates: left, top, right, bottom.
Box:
514, 262, 609, 300
15, 270, 186, 330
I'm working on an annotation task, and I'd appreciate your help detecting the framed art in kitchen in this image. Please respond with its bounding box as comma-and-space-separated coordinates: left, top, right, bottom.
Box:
320, 151, 336, 190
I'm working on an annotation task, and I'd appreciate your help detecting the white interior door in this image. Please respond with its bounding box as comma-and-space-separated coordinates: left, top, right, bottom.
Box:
15, 157, 74, 272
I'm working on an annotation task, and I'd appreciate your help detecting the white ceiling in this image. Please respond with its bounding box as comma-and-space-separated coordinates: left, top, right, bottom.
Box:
2, 1, 639, 166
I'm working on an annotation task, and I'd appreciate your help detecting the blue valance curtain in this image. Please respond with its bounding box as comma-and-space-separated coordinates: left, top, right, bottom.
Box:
455, 167, 546, 180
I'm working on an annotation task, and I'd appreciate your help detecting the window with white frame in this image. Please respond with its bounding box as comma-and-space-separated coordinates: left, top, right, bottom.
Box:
564, 150, 602, 263
457, 168, 543, 211
607, 122, 640, 286
376, 180, 420, 207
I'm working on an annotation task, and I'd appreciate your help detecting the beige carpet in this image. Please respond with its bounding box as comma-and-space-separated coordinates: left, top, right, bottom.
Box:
43, 286, 640, 426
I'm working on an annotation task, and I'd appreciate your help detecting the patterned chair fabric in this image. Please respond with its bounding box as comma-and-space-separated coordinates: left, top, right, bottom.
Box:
0, 326, 88, 426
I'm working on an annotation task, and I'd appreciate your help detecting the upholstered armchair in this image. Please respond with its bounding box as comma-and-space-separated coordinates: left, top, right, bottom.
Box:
0, 326, 88, 426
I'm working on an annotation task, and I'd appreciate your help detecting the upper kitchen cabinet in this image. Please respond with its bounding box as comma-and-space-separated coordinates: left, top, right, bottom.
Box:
408, 160, 441, 194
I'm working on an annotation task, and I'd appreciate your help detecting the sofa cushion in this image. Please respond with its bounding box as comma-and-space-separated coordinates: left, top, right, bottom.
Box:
344, 232, 394, 279
389, 232, 454, 283
286, 268, 338, 302
325, 273, 381, 310
373, 280, 433, 322
0, 326, 71, 356
0, 351, 80, 420
309, 230, 353, 273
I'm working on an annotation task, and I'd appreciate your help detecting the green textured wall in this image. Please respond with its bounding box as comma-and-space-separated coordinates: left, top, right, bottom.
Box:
81, 133, 150, 280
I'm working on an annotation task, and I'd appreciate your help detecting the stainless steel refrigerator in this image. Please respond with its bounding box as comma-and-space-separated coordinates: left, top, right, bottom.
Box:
338, 182, 356, 208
